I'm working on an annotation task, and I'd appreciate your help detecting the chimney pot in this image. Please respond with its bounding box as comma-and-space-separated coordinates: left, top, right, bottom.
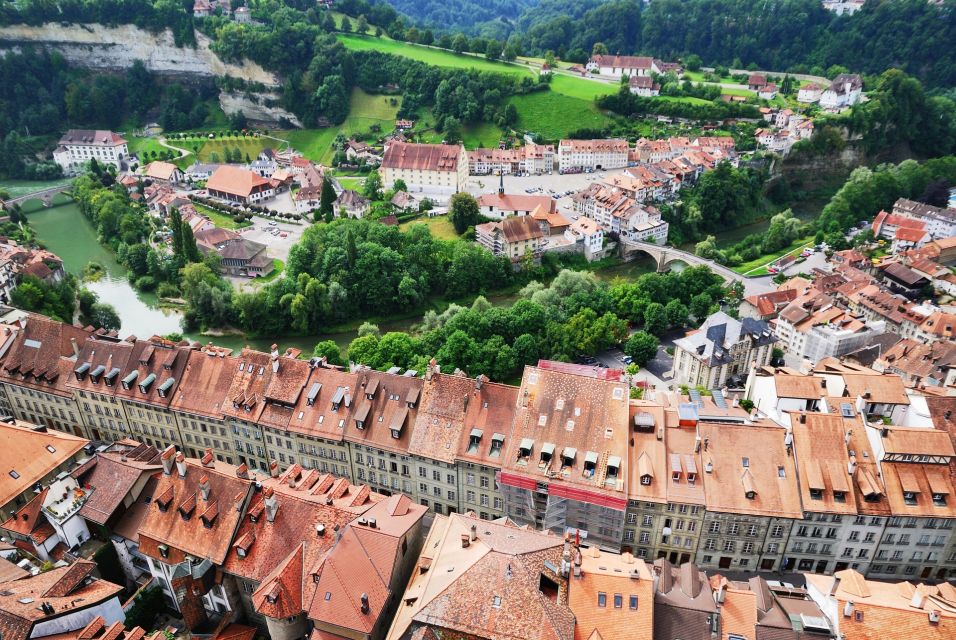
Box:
461, 533, 471, 548
269, 460, 279, 478
360, 593, 370, 614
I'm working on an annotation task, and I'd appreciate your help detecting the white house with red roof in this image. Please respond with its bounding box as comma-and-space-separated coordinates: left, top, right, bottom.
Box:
53, 130, 128, 175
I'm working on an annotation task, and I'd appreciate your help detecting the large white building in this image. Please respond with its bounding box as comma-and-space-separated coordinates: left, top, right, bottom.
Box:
381, 142, 468, 201
53, 130, 128, 175
819, 74, 863, 111
558, 139, 629, 173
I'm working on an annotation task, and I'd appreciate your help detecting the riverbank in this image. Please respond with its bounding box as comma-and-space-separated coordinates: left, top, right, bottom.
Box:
22, 194, 659, 355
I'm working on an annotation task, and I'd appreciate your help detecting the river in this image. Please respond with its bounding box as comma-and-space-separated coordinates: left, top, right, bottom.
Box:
25, 199, 656, 355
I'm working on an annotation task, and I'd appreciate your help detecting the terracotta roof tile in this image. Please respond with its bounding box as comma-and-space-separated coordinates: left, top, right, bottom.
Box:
382, 142, 463, 172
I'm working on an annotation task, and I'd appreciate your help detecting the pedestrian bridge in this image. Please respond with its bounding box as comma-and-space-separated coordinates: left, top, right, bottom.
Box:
2, 184, 72, 209
619, 237, 741, 283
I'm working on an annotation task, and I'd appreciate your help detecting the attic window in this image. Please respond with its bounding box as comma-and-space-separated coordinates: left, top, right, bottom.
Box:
74, 362, 90, 381
834, 491, 847, 503
742, 457, 750, 468
612, 388, 625, 400
904, 492, 917, 505
236, 547, 246, 559
538, 414, 547, 427
597, 592, 607, 608
46, 445, 56, 453
158, 544, 169, 559
104, 368, 120, 386
933, 493, 947, 506
122, 371, 139, 390
810, 488, 823, 500
9, 470, 19, 479
492, 596, 501, 608
138, 373, 156, 394
325, 592, 331, 601
157, 378, 175, 398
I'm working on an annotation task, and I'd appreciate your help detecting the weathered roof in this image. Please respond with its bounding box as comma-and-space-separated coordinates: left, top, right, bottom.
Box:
382, 142, 462, 172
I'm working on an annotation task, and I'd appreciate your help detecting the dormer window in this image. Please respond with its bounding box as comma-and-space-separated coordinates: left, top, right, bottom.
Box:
468, 429, 482, 454
641, 475, 652, 486
89, 365, 105, 384
158, 377, 175, 398
307, 382, 321, 406
74, 362, 90, 381
158, 544, 169, 559
561, 447, 576, 472
139, 373, 157, 394
606, 455, 621, 480
583, 451, 598, 478
331, 387, 346, 411
904, 491, 917, 505
104, 368, 119, 387
810, 488, 823, 500
490, 433, 504, 457
122, 371, 138, 390
834, 491, 847, 503
365, 378, 379, 401
517, 438, 533, 464
933, 493, 947, 506
539, 442, 555, 467
236, 547, 247, 559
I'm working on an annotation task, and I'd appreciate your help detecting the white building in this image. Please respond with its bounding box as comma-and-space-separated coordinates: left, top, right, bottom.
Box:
819, 74, 863, 111
558, 139, 629, 172
53, 130, 128, 175
629, 76, 660, 97
381, 142, 468, 201
586, 55, 659, 78
567, 217, 604, 260
797, 82, 824, 103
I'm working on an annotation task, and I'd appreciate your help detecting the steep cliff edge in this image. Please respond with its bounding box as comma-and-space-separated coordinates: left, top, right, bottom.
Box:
0, 23, 277, 86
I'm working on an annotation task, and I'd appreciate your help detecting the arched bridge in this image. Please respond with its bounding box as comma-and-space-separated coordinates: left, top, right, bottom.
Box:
620, 237, 741, 284
2, 184, 72, 209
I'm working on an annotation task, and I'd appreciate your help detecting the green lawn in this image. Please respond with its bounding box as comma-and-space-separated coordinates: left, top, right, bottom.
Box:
334, 175, 366, 191
399, 215, 459, 240
654, 95, 714, 106
337, 34, 531, 77
734, 236, 815, 276
549, 74, 616, 101
195, 136, 271, 163
720, 87, 755, 98
193, 202, 253, 230
508, 92, 609, 140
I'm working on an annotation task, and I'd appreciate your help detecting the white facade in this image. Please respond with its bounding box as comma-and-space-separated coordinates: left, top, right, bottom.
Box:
54, 130, 128, 175
558, 139, 629, 172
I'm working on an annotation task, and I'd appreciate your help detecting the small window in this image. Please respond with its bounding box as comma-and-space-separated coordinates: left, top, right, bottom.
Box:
492, 596, 501, 608
777, 466, 785, 478
629, 595, 638, 610
9, 470, 18, 479
324, 592, 331, 601
613, 594, 622, 609
597, 592, 607, 608
742, 457, 750, 468
46, 445, 56, 453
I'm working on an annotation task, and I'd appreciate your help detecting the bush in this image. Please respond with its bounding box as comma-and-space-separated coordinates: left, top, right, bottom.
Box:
124, 587, 166, 631
135, 276, 157, 291
157, 282, 180, 298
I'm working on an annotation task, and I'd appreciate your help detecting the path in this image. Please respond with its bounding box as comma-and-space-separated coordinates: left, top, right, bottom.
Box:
157, 137, 192, 160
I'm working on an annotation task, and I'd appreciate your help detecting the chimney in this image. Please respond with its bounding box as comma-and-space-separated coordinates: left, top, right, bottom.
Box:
236, 463, 250, 480
287, 473, 297, 488
316, 524, 326, 537
426, 358, 438, 381
461, 533, 471, 548
848, 455, 857, 475
694, 435, 701, 453
475, 374, 486, 392
70, 337, 80, 358
161, 445, 176, 475
271, 344, 280, 374
264, 488, 279, 523
470, 523, 477, 541
843, 600, 854, 617
269, 460, 279, 478
360, 593, 370, 615
199, 475, 210, 501
175, 452, 187, 478
201, 448, 215, 468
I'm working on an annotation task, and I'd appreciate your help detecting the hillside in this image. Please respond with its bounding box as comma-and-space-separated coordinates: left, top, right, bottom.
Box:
385, 0, 539, 30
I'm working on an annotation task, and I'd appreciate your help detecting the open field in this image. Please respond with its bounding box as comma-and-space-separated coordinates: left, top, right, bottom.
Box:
508, 92, 609, 140
282, 128, 339, 164
654, 95, 714, 106
549, 74, 615, 101
195, 136, 271, 163
399, 215, 459, 240
337, 34, 531, 77
337, 88, 402, 137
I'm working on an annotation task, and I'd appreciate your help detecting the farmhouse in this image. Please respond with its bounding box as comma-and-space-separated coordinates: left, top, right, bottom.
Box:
586, 55, 658, 78
629, 76, 661, 97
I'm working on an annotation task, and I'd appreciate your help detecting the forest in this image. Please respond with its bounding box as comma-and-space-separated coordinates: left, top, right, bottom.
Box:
336, 266, 728, 382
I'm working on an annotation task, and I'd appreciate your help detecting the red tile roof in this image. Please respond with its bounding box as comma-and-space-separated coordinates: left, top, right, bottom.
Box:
382, 142, 463, 172
206, 166, 270, 198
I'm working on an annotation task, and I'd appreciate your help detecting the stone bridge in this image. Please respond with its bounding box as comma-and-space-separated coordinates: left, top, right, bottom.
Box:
620, 237, 742, 283
2, 184, 72, 209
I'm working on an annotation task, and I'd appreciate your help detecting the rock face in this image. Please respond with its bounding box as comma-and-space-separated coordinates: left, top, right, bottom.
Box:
219, 91, 303, 128
0, 22, 278, 86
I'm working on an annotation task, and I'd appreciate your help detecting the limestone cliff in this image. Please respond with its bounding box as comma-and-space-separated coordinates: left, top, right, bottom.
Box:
0, 23, 277, 86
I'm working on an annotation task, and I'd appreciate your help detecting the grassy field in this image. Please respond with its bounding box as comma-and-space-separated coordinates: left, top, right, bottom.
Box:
654, 95, 714, 106
399, 215, 459, 240
193, 202, 252, 230
278, 88, 403, 164
508, 92, 609, 140
195, 136, 271, 163
334, 175, 366, 191
549, 74, 615, 101
337, 34, 531, 77
734, 236, 815, 276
